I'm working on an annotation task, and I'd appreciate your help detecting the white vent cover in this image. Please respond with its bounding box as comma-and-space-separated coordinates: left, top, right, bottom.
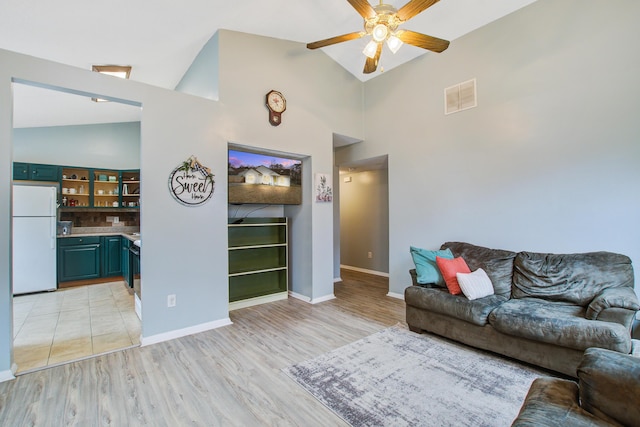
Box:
444, 78, 477, 115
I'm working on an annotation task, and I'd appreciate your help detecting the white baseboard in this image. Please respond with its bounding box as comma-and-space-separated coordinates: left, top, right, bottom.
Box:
289, 291, 336, 304
0, 369, 16, 383
387, 291, 405, 300
340, 265, 389, 277
141, 317, 233, 347
289, 291, 310, 303
311, 294, 336, 304
333, 277, 342, 283
229, 292, 288, 311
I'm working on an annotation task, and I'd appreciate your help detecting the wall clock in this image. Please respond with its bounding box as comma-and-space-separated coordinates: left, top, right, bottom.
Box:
266, 90, 286, 126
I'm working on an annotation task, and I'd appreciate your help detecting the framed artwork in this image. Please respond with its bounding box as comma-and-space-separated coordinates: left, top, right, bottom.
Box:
314, 173, 333, 203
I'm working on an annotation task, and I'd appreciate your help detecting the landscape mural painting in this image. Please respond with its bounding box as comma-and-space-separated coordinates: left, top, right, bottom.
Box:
228, 149, 302, 205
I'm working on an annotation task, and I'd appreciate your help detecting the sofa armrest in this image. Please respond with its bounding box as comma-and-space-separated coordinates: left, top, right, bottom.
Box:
595, 307, 637, 330
511, 378, 604, 426
585, 287, 640, 320
577, 347, 640, 427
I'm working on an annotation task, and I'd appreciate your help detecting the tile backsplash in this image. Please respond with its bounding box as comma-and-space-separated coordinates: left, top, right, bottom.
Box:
59, 211, 140, 228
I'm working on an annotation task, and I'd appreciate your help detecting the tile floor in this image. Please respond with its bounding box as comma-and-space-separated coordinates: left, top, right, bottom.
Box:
12, 281, 141, 374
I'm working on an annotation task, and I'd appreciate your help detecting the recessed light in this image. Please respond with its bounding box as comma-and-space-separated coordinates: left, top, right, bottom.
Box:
91, 65, 131, 102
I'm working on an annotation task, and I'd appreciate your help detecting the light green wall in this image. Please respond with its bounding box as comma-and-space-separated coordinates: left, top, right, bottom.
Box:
175, 31, 219, 100
340, 0, 640, 297
13, 121, 140, 169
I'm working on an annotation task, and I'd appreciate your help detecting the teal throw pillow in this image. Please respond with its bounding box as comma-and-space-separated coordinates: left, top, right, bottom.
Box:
410, 246, 454, 286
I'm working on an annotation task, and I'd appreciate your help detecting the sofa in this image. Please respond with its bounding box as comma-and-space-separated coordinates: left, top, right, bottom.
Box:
511, 347, 640, 427
405, 242, 640, 377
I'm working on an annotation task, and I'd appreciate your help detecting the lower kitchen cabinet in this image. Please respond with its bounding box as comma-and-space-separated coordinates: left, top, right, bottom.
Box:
57, 236, 102, 282
102, 236, 122, 277
57, 235, 123, 282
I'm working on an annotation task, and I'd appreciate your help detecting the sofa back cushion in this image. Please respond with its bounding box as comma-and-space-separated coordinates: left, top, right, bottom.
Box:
440, 242, 516, 297
512, 251, 634, 306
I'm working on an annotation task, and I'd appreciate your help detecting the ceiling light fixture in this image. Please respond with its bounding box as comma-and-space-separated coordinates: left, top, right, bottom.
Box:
386, 35, 403, 54
363, 40, 379, 59
371, 24, 388, 42
91, 65, 132, 102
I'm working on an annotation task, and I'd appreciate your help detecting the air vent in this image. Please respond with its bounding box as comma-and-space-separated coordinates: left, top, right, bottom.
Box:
444, 78, 477, 115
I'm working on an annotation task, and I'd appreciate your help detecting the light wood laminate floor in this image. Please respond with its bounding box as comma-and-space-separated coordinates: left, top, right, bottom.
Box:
12, 281, 141, 374
0, 269, 403, 426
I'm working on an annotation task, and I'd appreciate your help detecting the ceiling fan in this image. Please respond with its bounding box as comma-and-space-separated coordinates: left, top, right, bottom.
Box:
307, 0, 450, 74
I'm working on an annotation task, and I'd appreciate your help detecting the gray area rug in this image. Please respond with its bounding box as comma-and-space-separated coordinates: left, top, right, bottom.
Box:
283, 325, 546, 427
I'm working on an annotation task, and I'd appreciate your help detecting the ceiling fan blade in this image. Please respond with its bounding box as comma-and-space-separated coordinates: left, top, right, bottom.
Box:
397, 30, 450, 53
363, 43, 382, 74
307, 32, 364, 49
397, 0, 440, 22
347, 0, 376, 19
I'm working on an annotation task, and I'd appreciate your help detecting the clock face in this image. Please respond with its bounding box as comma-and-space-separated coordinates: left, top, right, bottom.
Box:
267, 91, 286, 113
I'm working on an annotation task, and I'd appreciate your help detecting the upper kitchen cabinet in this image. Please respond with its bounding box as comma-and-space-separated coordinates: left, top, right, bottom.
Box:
121, 170, 140, 208
93, 169, 120, 208
13, 162, 59, 182
61, 167, 90, 207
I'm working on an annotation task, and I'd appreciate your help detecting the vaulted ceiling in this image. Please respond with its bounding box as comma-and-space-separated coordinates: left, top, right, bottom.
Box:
2, 0, 537, 127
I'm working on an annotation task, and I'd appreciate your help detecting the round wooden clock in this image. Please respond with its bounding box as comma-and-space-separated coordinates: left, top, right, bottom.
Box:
266, 90, 286, 126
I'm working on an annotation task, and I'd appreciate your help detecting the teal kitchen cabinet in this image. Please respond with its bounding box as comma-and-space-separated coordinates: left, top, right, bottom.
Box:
57, 236, 101, 282
13, 162, 59, 182
101, 236, 122, 277
13, 163, 29, 180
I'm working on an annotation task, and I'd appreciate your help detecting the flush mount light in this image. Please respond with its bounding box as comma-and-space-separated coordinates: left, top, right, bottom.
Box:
91, 65, 131, 102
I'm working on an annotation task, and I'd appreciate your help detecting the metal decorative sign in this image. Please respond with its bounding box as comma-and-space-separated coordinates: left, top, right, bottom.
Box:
168, 156, 215, 206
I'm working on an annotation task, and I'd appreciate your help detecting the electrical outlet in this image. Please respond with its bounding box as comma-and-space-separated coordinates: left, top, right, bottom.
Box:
113, 216, 119, 224
368, 251, 373, 259
167, 294, 176, 307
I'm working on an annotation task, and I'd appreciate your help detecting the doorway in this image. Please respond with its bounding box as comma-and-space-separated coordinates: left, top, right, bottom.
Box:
337, 155, 389, 287
11, 82, 142, 374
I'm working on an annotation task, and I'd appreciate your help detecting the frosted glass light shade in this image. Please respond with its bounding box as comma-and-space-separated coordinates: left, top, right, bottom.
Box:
372, 24, 388, 42
363, 40, 378, 58
387, 35, 403, 54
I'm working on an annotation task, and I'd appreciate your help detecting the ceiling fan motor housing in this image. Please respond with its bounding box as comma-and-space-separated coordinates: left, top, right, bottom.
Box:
365, 4, 400, 41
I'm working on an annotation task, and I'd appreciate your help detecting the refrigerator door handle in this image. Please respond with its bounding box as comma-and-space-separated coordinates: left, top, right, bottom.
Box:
49, 187, 57, 216
50, 217, 56, 249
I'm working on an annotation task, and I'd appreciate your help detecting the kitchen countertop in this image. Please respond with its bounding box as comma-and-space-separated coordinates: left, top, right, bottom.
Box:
57, 227, 140, 243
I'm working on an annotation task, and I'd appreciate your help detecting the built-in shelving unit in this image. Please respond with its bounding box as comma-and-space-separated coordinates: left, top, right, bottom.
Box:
228, 217, 288, 309
121, 170, 140, 208
58, 166, 140, 210
93, 169, 120, 207
61, 167, 91, 207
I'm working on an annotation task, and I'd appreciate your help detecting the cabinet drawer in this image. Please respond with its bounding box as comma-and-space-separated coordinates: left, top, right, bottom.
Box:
58, 236, 101, 246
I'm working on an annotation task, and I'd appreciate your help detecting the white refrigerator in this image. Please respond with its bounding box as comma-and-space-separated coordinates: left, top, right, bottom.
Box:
12, 185, 58, 295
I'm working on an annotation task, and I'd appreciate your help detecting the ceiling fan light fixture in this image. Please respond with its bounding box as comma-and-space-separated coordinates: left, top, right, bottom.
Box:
371, 23, 388, 42
363, 40, 379, 59
386, 35, 403, 54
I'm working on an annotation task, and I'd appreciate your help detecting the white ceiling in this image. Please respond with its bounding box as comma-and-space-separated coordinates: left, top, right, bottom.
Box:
2, 0, 538, 128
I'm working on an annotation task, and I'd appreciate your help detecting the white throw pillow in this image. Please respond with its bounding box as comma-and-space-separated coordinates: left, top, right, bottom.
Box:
456, 268, 495, 300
